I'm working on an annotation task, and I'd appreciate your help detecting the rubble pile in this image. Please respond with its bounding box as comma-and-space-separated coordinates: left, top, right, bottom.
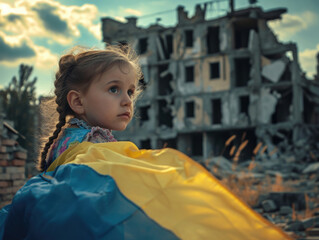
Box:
205, 147, 319, 239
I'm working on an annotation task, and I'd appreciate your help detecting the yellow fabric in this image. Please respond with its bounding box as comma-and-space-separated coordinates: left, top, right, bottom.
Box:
48, 141, 291, 240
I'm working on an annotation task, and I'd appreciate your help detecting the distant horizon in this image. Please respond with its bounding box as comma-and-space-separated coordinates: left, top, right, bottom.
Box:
0, 0, 318, 97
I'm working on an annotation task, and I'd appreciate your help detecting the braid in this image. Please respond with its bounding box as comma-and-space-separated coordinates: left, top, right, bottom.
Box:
37, 58, 71, 171
38, 113, 66, 171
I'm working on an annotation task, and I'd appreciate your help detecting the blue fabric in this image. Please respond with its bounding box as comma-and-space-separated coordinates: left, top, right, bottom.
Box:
0, 164, 178, 240
47, 128, 90, 168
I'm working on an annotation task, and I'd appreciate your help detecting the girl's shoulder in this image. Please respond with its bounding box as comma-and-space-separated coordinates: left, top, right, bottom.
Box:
47, 128, 91, 168
83, 126, 117, 143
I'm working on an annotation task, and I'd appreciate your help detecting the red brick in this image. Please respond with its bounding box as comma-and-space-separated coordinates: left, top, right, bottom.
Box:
0, 187, 12, 194
2, 139, 17, 146
14, 151, 27, 160
0, 181, 11, 188
0, 153, 9, 160
10, 173, 25, 180
0, 161, 9, 166
5, 166, 25, 174
0, 146, 6, 153
0, 173, 10, 180
12, 159, 25, 166
13, 180, 25, 187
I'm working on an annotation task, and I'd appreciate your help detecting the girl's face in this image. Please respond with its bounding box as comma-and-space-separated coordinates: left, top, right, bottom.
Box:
79, 64, 137, 130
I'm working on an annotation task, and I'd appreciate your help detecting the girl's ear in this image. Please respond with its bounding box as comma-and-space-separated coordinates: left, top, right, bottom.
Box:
67, 90, 84, 115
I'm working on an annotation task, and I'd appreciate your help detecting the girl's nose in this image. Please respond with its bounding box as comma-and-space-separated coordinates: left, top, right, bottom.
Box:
121, 92, 132, 106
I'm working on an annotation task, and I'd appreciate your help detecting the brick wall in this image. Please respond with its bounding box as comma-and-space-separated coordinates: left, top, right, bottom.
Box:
0, 123, 27, 208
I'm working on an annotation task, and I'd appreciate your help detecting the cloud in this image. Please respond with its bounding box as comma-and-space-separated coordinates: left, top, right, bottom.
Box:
268, 11, 316, 40
0, 0, 101, 45
0, 32, 35, 61
0, 31, 57, 69
299, 44, 319, 78
31, 2, 71, 36
124, 8, 142, 16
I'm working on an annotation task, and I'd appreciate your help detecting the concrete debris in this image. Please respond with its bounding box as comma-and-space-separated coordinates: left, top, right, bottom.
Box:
302, 162, 319, 174
262, 59, 287, 83
261, 199, 277, 212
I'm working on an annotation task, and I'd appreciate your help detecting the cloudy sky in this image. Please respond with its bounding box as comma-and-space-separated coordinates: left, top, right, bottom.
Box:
0, 0, 318, 96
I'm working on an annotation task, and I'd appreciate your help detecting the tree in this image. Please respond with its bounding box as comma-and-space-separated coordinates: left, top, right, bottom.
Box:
0, 64, 37, 156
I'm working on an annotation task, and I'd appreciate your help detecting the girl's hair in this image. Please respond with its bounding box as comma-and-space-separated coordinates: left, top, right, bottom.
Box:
38, 44, 142, 171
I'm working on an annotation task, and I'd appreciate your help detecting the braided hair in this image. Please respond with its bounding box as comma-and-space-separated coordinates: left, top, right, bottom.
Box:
38, 45, 142, 171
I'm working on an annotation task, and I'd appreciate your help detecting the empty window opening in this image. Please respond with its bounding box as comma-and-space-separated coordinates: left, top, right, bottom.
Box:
191, 133, 203, 156
138, 37, 148, 54
185, 30, 193, 47
139, 106, 150, 121
207, 26, 220, 54
158, 64, 173, 96
158, 100, 173, 128
140, 139, 151, 149
210, 62, 220, 79
279, 63, 291, 82
166, 34, 173, 56
271, 88, 292, 123
186, 101, 195, 118
303, 95, 319, 124
239, 96, 249, 115
272, 130, 292, 146
233, 19, 258, 49
235, 58, 251, 87
185, 66, 194, 82
212, 99, 222, 124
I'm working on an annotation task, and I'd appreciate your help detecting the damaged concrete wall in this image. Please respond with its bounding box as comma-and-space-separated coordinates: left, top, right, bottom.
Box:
101, 4, 318, 162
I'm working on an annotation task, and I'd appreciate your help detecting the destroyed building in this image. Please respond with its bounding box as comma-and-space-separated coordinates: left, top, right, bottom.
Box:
101, 2, 319, 162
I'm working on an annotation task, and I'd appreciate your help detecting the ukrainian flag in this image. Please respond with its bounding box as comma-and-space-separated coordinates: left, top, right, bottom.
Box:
0, 142, 291, 239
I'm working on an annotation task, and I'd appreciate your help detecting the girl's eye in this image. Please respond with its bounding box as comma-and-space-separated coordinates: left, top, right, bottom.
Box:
128, 89, 135, 97
109, 86, 119, 94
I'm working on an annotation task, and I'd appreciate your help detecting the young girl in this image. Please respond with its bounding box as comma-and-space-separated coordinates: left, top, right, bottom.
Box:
38, 45, 142, 172
0, 45, 291, 240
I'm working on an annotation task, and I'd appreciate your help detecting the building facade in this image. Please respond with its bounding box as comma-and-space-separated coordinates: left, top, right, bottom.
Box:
101, 3, 319, 162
